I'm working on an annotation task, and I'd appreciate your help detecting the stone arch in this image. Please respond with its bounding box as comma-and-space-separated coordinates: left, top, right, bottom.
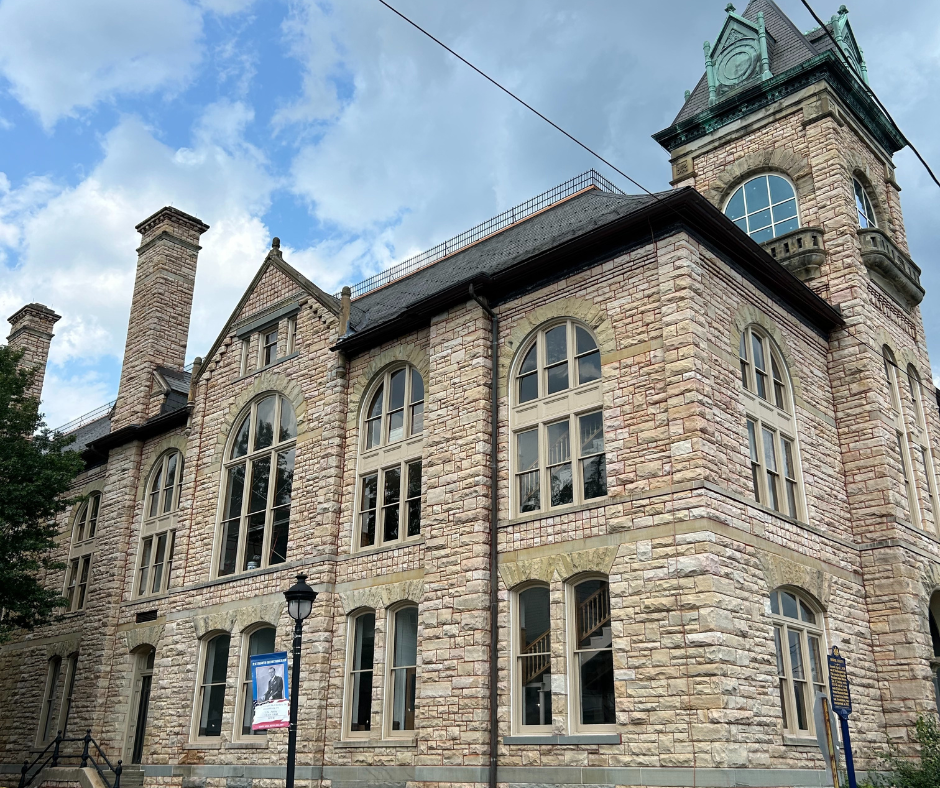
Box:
758, 552, 832, 611
703, 148, 814, 212
212, 370, 307, 468
843, 150, 890, 231
135, 434, 188, 502
337, 577, 424, 614
46, 635, 81, 660
123, 624, 165, 653
498, 297, 614, 400
730, 303, 804, 403
347, 343, 429, 428
499, 545, 618, 588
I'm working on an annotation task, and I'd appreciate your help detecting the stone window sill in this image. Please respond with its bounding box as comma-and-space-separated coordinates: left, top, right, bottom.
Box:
225, 740, 268, 749
503, 734, 621, 745
501, 497, 612, 528
182, 741, 222, 750
333, 738, 417, 748
349, 537, 425, 559
783, 734, 818, 747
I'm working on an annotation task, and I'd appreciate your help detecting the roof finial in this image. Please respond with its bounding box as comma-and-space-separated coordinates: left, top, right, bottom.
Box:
272, 237, 280, 249
684, 89, 692, 101
838, 4, 848, 14
725, 3, 736, 13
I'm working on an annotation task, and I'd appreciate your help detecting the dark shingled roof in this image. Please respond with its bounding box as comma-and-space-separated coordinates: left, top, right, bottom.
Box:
344, 188, 661, 338
65, 413, 112, 455
156, 366, 191, 395
673, 0, 825, 124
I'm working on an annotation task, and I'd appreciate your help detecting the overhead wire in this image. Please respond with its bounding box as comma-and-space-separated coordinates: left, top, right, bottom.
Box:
798, 0, 940, 190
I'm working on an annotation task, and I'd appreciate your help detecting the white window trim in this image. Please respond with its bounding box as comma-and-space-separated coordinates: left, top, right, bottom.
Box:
233, 625, 277, 741
36, 656, 62, 746
511, 583, 553, 735
884, 349, 923, 528
722, 173, 802, 241
565, 576, 617, 734
853, 178, 878, 229
136, 451, 183, 598
343, 610, 377, 739
191, 633, 230, 742
384, 604, 418, 739
906, 365, 940, 532
356, 365, 425, 552
63, 554, 92, 613
510, 320, 606, 518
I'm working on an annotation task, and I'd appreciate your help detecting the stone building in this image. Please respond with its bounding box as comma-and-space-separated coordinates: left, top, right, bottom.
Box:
2, 2, 939, 786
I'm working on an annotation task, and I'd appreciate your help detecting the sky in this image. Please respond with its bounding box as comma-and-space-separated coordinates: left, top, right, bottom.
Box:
0, 0, 938, 429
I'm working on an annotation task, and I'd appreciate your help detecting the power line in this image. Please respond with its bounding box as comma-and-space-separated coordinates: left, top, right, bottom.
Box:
376, 0, 662, 201
798, 0, 940, 190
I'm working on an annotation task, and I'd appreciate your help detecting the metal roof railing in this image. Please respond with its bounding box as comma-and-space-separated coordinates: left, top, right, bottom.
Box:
53, 399, 116, 435
339, 169, 623, 299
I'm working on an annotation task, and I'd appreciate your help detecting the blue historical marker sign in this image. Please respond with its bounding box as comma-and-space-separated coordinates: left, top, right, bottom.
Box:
827, 646, 852, 716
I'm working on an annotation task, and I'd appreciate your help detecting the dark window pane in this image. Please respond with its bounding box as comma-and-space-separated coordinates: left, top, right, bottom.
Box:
519, 586, 550, 650
748, 208, 772, 231
279, 398, 297, 442
407, 499, 421, 537
520, 344, 537, 375
225, 465, 245, 519
582, 455, 607, 500
579, 649, 615, 725
366, 417, 381, 449
772, 199, 797, 223
774, 217, 799, 236
575, 326, 597, 355
163, 453, 178, 513
384, 505, 400, 542
725, 188, 746, 220
407, 461, 422, 499
243, 511, 265, 571
768, 175, 794, 204
350, 613, 375, 731
579, 412, 604, 455
734, 217, 747, 232
744, 177, 770, 211
199, 684, 226, 737
518, 372, 538, 403
150, 465, 163, 518
751, 226, 774, 244
547, 363, 569, 395
519, 471, 540, 512
350, 670, 373, 731
389, 369, 406, 410
269, 506, 289, 565
361, 474, 378, 511
383, 468, 401, 542
383, 468, 402, 506
368, 386, 383, 419
205, 635, 230, 684
219, 519, 239, 576
578, 351, 601, 385
254, 396, 276, 451
545, 325, 567, 365
781, 591, 798, 619
393, 607, 418, 667
275, 449, 295, 507
249, 457, 270, 514
550, 463, 573, 506
517, 429, 538, 472
411, 372, 424, 404
232, 414, 250, 458
360, 511, 376, 548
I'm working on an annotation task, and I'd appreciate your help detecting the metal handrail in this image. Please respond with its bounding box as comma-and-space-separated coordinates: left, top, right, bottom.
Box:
19, 730, 122, 788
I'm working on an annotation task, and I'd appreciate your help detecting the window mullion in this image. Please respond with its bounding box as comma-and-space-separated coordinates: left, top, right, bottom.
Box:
262, 449, 277, 566
236, 457, 252, 572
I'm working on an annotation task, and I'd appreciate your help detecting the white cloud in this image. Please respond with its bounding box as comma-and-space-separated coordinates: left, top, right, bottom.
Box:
39, 366, 114, 432
0, 0, 204, 127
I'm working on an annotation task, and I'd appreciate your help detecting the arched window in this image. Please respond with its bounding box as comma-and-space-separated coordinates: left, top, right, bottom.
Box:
237, 626, 276, 738
36, 656, 62, 745
514, 584, 552, 732
128, 648, 154, 763
511, 321, 606, 516
345, 610, 375, 736
907, 365, 939, 530
769, 588, 826, 736
854, 179, 877, 228
386, 605, 418, 736
884, 347, 920, 526
569, 576, 615, 729
738, 326, 803, 519
724, 174, 799, 243
928, 592, 940, 713
195, 633, 230, 738
72, 493, 100, 544
357, 366, 424, 550
218, 394, 296, 576
137, 451, 183, 597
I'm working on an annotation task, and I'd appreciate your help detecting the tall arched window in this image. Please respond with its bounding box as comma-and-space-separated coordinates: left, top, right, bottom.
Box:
569, 576, 615, 729
724, 174, 799, 242
137, 451, 183, 597
72, 493, 100, 544
36, 656, 62, 745
65, 493, 99, 612
218, 394, 296, 576
738, 326, 804, 519
769, 588, 826, 736
128, 647, 155, 764
854, 179, 877, 228
236, 626, 276, 738
511, 321, 606, 517
357, 366, 424, 550
514, 584, 552, 732
884, 347, 920, 526
908, 365, 940, 530
195, 633, 230, 738
345, 610, 376, 736
386, 605, 418, 736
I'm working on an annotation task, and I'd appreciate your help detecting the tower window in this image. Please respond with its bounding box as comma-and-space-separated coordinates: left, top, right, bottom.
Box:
724, 175, 799, 243
853, 179, 877, 228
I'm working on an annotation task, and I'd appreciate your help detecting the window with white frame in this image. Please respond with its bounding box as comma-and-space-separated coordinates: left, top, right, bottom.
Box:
137, 451, 183, 597
854, 178, 877, 229
64, 493, 99, 613
724, 174, 799, 242
738, 326, 804, 519
218, 394, 296, 576
237, 312, 300, 376
72, 493, 100, 544
35, 652, 78, 746
357, 366, 424, 549
237, 626, 276, 738
195, 633, 230, 738
60, 653, 78, 736
906, 365, 940, 532
511, 321, 606, 516
884, 346, 921, 526
260, 326, 278, 367
386, 605, 418, 736
569, 576, 615, 728
345, 610, 375, 736
514, 584, 552, 731
769, 588, 827, 736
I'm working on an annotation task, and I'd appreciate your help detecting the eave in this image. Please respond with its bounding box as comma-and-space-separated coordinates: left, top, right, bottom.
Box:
87, 406, 191, 455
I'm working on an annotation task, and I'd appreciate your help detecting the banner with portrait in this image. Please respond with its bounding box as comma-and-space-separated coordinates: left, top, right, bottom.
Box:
249, 651, 290, 730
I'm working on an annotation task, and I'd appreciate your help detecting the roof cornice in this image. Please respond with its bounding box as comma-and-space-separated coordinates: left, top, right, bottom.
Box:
87, 406, 190, 454
653, 51, 906, 156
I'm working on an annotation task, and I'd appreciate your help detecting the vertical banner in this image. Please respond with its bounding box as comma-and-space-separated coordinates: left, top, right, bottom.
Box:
250, 651, 290, 730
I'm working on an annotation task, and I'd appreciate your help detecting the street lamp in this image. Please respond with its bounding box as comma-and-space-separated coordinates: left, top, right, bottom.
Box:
284, 574, 317, 788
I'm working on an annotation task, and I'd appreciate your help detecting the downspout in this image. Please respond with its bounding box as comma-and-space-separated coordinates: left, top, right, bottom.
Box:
469, 284, 498, 788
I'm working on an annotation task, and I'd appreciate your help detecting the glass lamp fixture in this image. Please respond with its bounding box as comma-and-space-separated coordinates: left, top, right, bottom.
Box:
285, 573, 317, 621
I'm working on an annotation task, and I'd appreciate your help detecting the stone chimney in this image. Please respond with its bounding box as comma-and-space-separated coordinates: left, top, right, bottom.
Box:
112, 207, 209, 431
7, 303, 61, 401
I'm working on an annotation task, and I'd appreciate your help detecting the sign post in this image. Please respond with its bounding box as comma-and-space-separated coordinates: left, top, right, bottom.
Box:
828, 646, 857, 788
813, 692, 840, 788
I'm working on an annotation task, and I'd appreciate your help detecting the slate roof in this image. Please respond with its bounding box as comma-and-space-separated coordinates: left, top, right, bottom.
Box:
156, 366, 191, 395
344, 187, 662, 338
673, 0, 830, 124
65, 413, 112, 455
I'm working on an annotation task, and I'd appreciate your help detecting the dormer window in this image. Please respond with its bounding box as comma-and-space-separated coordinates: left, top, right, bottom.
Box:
236, 308, 301, 376
724, 175, 799, 243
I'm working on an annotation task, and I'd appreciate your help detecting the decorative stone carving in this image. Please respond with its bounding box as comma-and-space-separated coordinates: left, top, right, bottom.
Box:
758, 552, 832, 610
192, 600, 284, 639
46, 635, 81, 659
761, 227, 826, 282
337, 578, 424, 614
858, 228, 924, 309
123, 624, 165, 653
499, 545, 619, 589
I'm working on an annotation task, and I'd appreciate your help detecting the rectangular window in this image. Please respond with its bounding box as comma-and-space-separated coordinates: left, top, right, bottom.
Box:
359, 460, 421, 549
60, 654, 78, 736
38, 658, 61, 744
516, 429, 540, 513
898, 432, 913, 510
262, 328, 278, 367
360, 473, 378, 548
545, 325, 569, 395
406, 461, 421, 537
573, 579, 615, 727
239, 338, 250, 376
389, 607, 418, 734
197, 635, 230, 738
65, 556, 91, 612
348, 613, 375, 734
547, 420, 572, 507
751, 333, 767, 400
517, 586, 551, 730
762, 426, 780, 512
782, 437, 798, 519
747, 419, 761, 503
219, 465, 245, 576
579, 411, 607, 500
138, 532, 175, 597
239, 628, 276, 737
382, 467, 401, 542
286, 315, 297, 355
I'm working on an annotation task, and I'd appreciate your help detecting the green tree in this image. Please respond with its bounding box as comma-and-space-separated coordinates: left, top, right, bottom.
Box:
0, 346, 84, 640
869, 716, 940, 788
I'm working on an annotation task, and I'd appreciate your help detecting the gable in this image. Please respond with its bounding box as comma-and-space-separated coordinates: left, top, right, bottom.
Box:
710, 13, 766, 95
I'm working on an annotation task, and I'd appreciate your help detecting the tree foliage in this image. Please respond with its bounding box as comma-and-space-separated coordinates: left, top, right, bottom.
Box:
0, 346, 85, 639
869, 716, 940, 788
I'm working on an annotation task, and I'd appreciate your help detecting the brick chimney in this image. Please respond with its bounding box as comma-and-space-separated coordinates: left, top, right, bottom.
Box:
112, 207, 209, 431
7, 303, 61, 401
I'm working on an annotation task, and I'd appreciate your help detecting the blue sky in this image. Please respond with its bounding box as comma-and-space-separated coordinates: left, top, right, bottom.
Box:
0, 0, 938, 428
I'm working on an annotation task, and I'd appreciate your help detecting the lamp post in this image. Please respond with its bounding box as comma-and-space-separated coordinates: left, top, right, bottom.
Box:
284, 574, 317, 788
